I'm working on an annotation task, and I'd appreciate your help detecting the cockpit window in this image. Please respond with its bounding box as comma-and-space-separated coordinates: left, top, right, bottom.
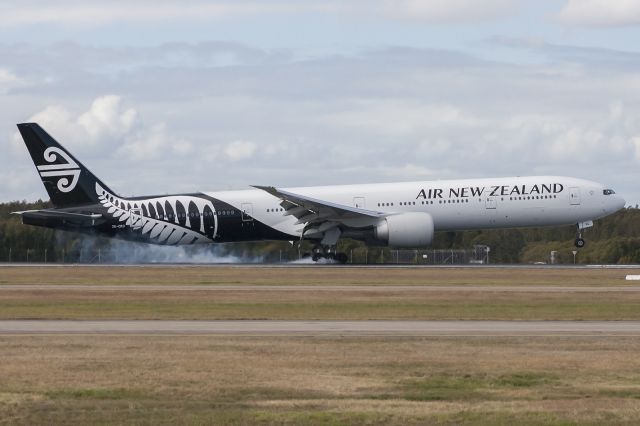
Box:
603, 189, 616, 195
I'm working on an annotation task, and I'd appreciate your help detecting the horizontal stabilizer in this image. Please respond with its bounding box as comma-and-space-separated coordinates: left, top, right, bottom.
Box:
12, 209, 105, 228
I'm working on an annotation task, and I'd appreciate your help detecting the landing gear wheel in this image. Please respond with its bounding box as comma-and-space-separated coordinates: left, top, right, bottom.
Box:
334, 253, 348, 264
312, 253, 322, 262
574, 238, 585, 248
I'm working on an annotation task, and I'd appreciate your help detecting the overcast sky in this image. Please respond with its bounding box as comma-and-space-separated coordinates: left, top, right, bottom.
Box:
1, 0, 640, 205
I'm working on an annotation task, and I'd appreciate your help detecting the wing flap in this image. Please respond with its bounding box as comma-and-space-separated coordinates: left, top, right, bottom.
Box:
253, 185, 384, 240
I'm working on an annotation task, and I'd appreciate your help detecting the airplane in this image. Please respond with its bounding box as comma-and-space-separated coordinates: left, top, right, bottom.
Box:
12, 122, 626, 263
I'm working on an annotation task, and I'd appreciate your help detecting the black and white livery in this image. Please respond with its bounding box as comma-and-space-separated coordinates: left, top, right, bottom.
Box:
13, 123, 626, 262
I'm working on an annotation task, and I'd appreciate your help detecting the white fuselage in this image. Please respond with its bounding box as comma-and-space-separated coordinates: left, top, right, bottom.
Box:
205, 176, 626, 239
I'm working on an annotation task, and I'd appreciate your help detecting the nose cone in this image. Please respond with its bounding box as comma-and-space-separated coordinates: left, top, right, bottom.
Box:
608, 194, 626, 212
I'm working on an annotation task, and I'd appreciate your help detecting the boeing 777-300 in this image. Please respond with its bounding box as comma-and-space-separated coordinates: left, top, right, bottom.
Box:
12, 123, 626, 263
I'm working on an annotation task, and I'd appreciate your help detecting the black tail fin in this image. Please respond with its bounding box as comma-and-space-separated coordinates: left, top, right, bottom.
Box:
17, 123, 117, 208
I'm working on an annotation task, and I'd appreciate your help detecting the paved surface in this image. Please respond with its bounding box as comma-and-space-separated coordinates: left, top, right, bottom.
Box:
2, 320, 640, 335
1, 284, 639, 292
2, 263, 640, 269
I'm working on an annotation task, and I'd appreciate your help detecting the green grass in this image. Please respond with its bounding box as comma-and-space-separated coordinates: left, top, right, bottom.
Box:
402, 375, 491, 401
3, 336, 640, 425
598, 389, 640, 399
1, 265, 638, 287
45, 388, 145, 400
494, 372, 557, 388
401, 372, 559, 401
2, 266, 640, 424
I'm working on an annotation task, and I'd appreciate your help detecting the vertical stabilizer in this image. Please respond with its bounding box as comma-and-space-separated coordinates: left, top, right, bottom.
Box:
17, 123, 116, 207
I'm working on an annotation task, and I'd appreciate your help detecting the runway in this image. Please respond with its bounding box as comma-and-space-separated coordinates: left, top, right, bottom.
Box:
2, 263, 640, 269
2, 320, 640, 335
1, 284, 639, 292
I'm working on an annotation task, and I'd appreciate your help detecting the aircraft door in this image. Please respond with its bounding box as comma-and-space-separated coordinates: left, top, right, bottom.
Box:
353, 197, 366, 209
569, 187, 581, 205
128, 208, 143, 230
241, 203, 254, 222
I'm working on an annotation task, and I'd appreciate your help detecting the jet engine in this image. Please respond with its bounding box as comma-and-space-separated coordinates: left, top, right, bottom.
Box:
374, 212, 435, 247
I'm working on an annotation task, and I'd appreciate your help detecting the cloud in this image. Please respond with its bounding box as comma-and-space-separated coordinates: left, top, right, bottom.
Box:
225, 140, 257, 161
632, 136, 640, 161
557, 0, 640, 26
379, 163, 438, 179
0, 0, 521, 27
0, 68, 26, 93
10, 95, 194, 165
78, 96, 137, 142
3, 41, 640, 204
12, 95, 137, 153
0, 1, 337, 26
376, 0, 518, 23
321, 101, 480, 136
490, 36, 640, 70
116, 123, 170, 161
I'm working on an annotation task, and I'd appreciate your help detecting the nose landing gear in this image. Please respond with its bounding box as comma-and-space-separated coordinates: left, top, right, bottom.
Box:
574, 220, 593, 248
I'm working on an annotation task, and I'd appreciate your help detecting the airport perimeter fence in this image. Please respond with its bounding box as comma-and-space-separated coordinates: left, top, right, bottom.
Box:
0, 246, 490, 265
0, 247, 135, 264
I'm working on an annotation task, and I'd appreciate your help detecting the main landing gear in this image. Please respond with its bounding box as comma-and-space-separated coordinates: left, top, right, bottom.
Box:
311, 247, 348, 264
574, 221, 593, 248
305, 227, 347, 264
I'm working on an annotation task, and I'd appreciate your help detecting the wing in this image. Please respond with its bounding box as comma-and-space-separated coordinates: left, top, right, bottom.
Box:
253, 185, 384, 244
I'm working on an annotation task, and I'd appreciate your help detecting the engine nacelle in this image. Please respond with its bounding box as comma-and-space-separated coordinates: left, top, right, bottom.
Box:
374, 212, 435, 247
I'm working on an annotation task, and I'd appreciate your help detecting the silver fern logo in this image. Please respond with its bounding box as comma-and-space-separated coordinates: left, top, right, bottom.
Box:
36, 147, 81, 193
96, 183, 217, 245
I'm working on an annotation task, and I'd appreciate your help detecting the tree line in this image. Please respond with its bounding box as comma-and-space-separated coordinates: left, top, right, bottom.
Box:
1, 199, 639, 264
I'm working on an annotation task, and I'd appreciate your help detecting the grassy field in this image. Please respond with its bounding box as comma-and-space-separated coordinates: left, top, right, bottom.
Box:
1, 265, 638, 286
1, 266, 640, 320
2, 335, 640, 425
3, 286, 640, 320
2, 266, 640, 424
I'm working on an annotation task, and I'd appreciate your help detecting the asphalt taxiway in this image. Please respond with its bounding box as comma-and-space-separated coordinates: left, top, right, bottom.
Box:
1, 320, 640, 336
1, 284, 639, 292
2, 263, 640, 269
